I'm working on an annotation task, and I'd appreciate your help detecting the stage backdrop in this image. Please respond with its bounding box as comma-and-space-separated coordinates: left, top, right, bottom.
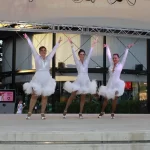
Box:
2, 33, 146, 83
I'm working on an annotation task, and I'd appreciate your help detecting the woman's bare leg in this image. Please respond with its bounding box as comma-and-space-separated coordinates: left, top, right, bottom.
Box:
64, 91, 77, 111
28, 94, 38, 113
63, 91, 77, 117
112, 96, 118, 113
111, 96, 118, 119
98, 97, 108, 118
79, 94, 86, 119
27, 94, 38, 119
79, 94, 86, 114
40, 96, 48, 119
101, 98, 108, 112
41, 96, 48, 116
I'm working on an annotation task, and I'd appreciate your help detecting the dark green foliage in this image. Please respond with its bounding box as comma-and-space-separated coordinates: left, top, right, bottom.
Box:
54, 100, 147, 114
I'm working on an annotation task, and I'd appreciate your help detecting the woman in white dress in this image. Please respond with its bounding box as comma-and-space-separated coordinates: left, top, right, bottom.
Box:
63, 38, 98, 119
98, 43, 134, 119
23, 33, 62, 119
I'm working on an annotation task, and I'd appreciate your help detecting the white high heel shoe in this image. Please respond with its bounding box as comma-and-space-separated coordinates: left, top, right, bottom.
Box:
98, 112, 105, 118
63, 110, 67, 119
41, 113, 46, 120
26, 112, 31, 120
111, 113, 115, 119
79, 113, 83, 119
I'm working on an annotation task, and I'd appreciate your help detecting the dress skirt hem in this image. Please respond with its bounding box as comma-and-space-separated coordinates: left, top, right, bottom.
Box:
64, 80, 97, 95
98, 80, 125, 99
23, 71, 56, 96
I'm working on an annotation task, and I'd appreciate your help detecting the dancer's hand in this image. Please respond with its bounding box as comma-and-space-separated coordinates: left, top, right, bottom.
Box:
104, 44, 109, 48
58, 37, 62, 43
92, 37, 98, 48
68, 38, 73, 44
23, 103, 26, 108
23, 33, 28, 39
127, 43, 134, 49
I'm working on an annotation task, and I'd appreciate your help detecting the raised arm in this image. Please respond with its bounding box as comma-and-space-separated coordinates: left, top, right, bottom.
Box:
47, 37, 62, 60
71, 44, 80, 66
85, 38, 98, 64
85, 47, 93, 64
120, 48, 129, 67
68, 38, 79, 65
121, 43, 134, 67
104, 44, 113, 65
23, 33, 38, 58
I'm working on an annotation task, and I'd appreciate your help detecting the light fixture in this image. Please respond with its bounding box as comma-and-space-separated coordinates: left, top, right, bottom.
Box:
14, 24, 33, 29
86, 0, 96, 3
0, 24, 9, 28
72, 0, 136, 5
73, 0, 96, 3
107, 0, 136, 6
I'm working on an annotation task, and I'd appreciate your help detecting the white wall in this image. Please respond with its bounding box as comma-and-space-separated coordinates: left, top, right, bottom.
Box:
0, 0, 150, 30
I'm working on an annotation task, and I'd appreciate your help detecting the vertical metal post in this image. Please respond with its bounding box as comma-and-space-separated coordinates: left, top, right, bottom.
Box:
52, 33, 56, 112
0, 41, 2, 84
103, 36, 107, 85
12, 34, 16, 89
147, 39, 150, 113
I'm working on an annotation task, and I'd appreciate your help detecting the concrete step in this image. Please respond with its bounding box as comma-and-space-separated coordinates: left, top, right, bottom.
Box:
0, 114, 150, 150
1, 143, 150, 150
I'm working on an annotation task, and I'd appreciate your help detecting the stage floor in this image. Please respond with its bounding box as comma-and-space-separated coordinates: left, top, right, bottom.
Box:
0, 114, 150, 150
0, 114, 150, 135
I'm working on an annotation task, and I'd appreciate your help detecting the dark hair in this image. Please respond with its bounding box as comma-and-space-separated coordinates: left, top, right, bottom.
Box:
39, 46, 46, 52
113, 53, 120, 58
78, 49, 85, 55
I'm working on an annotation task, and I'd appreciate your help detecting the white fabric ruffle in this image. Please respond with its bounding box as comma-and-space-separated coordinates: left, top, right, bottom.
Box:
23, 71, 56, 96
64, 74, 97, 94
98, 79, 125, 99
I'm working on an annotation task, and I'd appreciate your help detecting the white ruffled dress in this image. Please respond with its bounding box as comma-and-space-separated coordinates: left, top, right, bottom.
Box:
23, 37, 59, 96
98, 46, 129, 99
63, 45, 97, 95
